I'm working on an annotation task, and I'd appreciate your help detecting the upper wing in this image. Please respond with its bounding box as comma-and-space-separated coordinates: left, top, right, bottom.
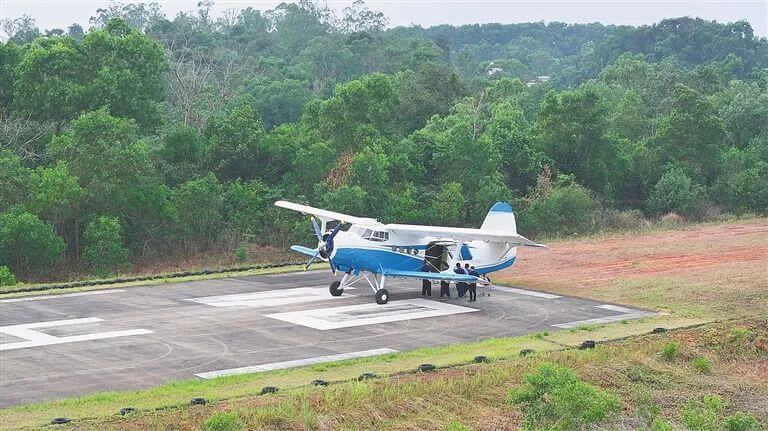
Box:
381, 268, 488, 284
275, 201, 378, 225
386, 224, 546, 248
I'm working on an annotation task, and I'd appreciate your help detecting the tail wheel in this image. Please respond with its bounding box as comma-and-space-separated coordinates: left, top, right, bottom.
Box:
375, 289, 389, 305
329, 281, 343, 296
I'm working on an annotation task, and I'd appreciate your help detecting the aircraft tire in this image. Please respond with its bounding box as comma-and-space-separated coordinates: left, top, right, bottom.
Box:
329, 281, 343, 296
375, 289, 389, 304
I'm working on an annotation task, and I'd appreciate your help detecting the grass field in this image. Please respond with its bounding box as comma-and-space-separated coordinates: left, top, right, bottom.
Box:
1, 219, 766, 430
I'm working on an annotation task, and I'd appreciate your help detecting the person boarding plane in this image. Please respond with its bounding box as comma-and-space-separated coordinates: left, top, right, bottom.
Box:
274, 201, 546, 304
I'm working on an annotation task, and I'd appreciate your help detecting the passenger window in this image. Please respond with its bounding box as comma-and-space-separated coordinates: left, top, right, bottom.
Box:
362, 229, 372, 239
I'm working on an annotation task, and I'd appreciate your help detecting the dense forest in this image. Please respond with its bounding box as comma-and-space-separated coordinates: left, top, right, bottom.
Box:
1, 1, 767, 282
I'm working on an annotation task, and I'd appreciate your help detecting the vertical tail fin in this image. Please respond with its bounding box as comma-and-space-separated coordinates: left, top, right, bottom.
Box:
480, 202, 516, 233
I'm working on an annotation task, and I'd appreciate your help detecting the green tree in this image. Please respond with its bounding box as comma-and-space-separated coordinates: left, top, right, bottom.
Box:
204, 104, 267, 181
27, 161, 84, 228
170, 174, 223, 252
82, 216, 128, 276
647, 167, 706, 217
0, 151, 31, 212
0, 209, 66, 276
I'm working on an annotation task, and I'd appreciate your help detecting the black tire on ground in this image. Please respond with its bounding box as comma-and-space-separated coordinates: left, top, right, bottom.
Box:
580, 340, 596, 350
375, 288, 389, 304
190, 397, 207, 405
652, 327, 667, 334
311, 379, 329, 386
119, 407, 137, 415
418, 364, 436, 372
261, 386, 279, 394
474, 355, 488, 363
329, 281, 343, 296
51, 418, 71, 425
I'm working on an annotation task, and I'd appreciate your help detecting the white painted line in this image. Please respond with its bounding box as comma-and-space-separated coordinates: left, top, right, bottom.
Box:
0, 329, 153, 351
0, 317, 152, 351
595, 304, 638, 313
0, 290, 125, 303
195, 348, 398, 379
488, 285, 561, 299
264, 299, 479, 330
187, 286, 355, 308
551, 304, 655, 329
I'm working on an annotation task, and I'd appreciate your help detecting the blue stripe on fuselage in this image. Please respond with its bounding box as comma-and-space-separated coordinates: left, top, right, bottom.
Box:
331, 246, 516, 276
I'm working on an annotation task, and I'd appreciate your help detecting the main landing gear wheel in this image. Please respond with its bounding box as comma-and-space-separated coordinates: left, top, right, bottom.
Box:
329, 281, 343, 296
375, 288, 389, 305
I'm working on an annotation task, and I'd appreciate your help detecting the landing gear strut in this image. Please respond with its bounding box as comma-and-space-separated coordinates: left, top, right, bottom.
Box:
331, 271, 390, 304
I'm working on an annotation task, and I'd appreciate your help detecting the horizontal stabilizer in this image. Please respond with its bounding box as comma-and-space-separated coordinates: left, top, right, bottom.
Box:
290, 245, 319, 257
381, 269, 487, 284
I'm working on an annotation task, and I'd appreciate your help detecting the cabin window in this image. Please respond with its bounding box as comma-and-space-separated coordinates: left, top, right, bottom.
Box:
361, 229, 388, 241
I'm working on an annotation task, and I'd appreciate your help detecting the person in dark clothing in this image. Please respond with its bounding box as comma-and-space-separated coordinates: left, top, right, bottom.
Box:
440, 280, 450, 297
454, 262, 466, 297
468, 265, 479, 302
421, 263, 432, 296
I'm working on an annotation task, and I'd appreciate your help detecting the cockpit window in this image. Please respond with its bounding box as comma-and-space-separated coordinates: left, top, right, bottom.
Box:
360, 229, 389, 241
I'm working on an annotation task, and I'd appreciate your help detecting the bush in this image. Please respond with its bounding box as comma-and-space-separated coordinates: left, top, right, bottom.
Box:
647, 167, 706, 218
235, 242, 248, 263
0, 209, 66, 276
202, 411, 245, 431
0, 266, 18, 286
661, 340, 679, 360
82, 216, 128, 276
724, 412, 760, 431
519, 176, 602, 237
602, 208, 649, 230
650, 418, 676, 431
509, 363, 621, 430
692, 355, 712, 374
682, 395, 726, 431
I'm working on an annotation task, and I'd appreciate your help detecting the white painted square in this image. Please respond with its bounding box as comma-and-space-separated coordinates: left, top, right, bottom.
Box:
264, 298, 479, 330
186, 286, 355, 308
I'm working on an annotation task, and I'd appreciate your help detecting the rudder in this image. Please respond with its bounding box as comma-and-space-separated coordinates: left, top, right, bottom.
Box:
480, 202, 516, 233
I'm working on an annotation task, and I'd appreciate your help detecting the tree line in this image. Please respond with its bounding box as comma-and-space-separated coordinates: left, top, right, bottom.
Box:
1, 1, 766, 281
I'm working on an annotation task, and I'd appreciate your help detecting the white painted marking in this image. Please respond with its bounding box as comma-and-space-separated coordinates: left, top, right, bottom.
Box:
0, 290, 125, 303
551, 304, 655, 329
595, 304, 638, 313
488, 285, 561, 299
195, 348, 398, 379
0, 317, 152, 351
264, 299, 479, 330
187, 286, 355, 308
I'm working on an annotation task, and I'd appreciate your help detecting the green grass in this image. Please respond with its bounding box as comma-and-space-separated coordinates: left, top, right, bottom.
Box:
0, 315, 703, 430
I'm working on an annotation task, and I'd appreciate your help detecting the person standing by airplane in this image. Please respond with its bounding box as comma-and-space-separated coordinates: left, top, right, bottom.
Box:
454, 262, 467, 297
468, 265, 479, 302
421, 262, 432, 296
440, 280, 450, 298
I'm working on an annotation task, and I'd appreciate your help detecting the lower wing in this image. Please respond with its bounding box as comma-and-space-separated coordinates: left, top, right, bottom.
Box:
381, 269, 488, 284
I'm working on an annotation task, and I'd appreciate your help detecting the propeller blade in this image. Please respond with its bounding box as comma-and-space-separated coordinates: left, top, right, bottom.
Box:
305, 249, 321, 270
311, 217, 323, 241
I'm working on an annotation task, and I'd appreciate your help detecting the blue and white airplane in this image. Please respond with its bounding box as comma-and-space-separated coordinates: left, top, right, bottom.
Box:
275, 200, 546, 304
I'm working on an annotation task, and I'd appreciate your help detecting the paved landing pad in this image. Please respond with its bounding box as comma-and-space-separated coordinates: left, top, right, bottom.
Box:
0, 270, 653, 406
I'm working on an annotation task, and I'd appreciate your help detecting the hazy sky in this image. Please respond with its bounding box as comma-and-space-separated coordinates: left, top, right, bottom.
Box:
1, 0, 766, 38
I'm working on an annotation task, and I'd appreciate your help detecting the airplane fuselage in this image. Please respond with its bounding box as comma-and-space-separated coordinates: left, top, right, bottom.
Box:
328, 224, 517, 276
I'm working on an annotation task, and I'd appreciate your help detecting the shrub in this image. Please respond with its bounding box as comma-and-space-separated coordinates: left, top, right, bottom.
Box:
650, 418, 676, 431
235, 242, 248, 262
509, 363, 621, 431
519, 176, 602, 237
202, 411, 245, 431
0, 266, 18, 286
682, 395, 726, 431
0, 209, 66, 276
82, 216, 128, 276
647, 167, 706, 218
661, 341, 679, 361
724, 412, 760, 431
692, 355, 712, 374
444, 421, 471, 431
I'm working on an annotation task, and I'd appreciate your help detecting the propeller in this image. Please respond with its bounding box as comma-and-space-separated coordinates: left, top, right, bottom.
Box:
305, 222, 343, 273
